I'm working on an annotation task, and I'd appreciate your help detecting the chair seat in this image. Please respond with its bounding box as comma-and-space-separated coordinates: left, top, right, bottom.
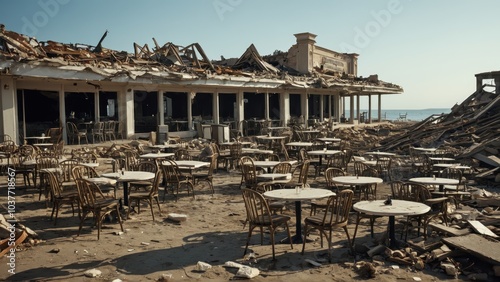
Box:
305, 212, 342, 228
130, 191, 156, 199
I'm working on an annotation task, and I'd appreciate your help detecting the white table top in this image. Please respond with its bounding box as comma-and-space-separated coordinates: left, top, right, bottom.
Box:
219, 141, 252, 146
256, 173, 292, 181
150, 144, 181, 149
79, 162, 99, 168
353, 200, 430, 216
102, 171, 155, 182
25, 136, 51, 140
33, 143, 54, 147
331, 176, 383, 185
267, 126, 290, 130
140, 152, 175, 159
307, 150, 342, 156
299, 130, 320, 133
264, 188, 335, 201
163, 160, 209, 169
286, 142, 313, 147
409, 177, 459, 186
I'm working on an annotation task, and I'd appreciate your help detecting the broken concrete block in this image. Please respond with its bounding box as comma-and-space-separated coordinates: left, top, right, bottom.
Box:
196, 261, 212, 271
441, 263, 458, 276
84, 268, 102, 278
235, 265, 259, 278
168, 213, 188, 222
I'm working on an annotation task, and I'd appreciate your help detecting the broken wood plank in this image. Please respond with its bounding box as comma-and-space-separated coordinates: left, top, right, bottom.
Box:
443, 234, 500, 265
468, 220, 499, 238
428, 222, 471, 237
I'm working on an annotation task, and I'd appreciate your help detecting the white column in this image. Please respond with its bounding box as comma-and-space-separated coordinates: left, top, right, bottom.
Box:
187, 91, 193, 131
356, 94, 360, 123
236, 90, 244, 122
280, 92, 290, 126
125, 88, 135, 138
59, 85, 67, 143
0, 77, 19, 143
213, 92, 219, 124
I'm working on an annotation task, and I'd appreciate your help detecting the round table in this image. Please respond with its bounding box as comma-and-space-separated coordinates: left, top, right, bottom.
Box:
353, 200, 430, 248
102, 171, 155, 207
264, 188, 335, 243
409, 177, 459, 192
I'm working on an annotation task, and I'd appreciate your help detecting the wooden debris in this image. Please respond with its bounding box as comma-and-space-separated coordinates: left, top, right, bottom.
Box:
428, 222, 471, 237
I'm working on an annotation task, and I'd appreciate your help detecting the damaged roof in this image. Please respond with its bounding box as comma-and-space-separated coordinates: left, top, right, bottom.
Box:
0, 25, 403, 93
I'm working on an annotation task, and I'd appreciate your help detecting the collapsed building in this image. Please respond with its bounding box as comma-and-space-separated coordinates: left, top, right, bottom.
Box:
0, 25, 402, 144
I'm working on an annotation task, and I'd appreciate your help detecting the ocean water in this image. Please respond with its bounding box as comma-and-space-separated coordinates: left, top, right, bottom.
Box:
344, 108, 450, 122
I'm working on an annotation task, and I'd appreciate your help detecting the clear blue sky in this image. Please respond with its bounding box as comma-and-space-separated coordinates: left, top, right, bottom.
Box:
2, 0, 500, 109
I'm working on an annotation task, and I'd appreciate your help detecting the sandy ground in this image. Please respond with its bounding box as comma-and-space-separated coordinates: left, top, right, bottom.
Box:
0, 150, 467, 282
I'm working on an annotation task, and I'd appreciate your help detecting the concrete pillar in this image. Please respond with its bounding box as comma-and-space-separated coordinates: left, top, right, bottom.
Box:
236, 90, 244, 122
280, 92, 290, 126
213, 92, 219, 124
0, 77, 19, 143
125, 88, 135, 138
294, 32, 317, 74
319, 94, 324, 121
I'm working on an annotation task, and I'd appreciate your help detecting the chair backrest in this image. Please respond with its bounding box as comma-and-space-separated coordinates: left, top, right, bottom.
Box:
408, 183, 432, 203
240, 156, 258, 188
59, 159, 80, 183
361, 167, 379, 177
161, 159, 182, 184
123, 149, 139, 170
353, 161, 370, 176
67, 122, 77, 135
72, 165, 99, 180
18, 145, 36, 162
241, 188, 272, 225
296, 159, 310, 185
272, 162, 292, 174
36, 155, 59, 169
390, 181, 410, 200
229, 142, 243, 159
46, 170, 64, 198
74, 178, 106, 208
134, 160, 158, 173
325, 167, 345, 188
47, 127, 63, 143
326, 153, 344, 169
1, 140, 17, 154
207, 153, 219, 177
322, 189, 353, 226
148, 170, 162, 196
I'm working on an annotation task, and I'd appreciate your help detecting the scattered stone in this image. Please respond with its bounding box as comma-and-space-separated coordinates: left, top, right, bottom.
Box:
224, 261, 244, 268
111, 279, 123, 282
113, 231, 124, 236
441, 262, 458, 277
196, 261, 212, 271
158, 273, 173, 282
235, 265, 259, 279
127, 249, 134, 252
412, 277, 422, 281
49, 248, 60, 253
168, 213, 188, 222
84, 268, 102, 278
141, 242, 150, 246
367, 244, 386, 257
356, 262, 377, 278
390, 265, 400, 270
414, 259, 425, 270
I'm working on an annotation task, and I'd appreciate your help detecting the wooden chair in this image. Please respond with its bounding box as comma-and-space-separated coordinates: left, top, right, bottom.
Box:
74, 178, 123, 240
127, 170, 163, 221
192, 153, 218, 196
104, 121, 116, 141
310, 167, 345, 216
46, 170, 79, 226
66, 122, 88, 145
161, 159, 195, 201
129, 160, 158, 191
284, 159, 310, 189
301, 189, 354, 262
241, 188, 293, 260
91, 122, 105, 143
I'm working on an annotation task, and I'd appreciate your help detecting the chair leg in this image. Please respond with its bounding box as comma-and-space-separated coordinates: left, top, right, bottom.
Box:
351, 212, 362, 245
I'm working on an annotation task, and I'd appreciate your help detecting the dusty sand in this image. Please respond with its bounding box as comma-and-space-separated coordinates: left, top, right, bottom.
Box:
0, 151, 461, 282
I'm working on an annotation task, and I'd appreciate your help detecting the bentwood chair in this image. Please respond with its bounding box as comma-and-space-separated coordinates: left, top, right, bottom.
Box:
161, 159, 195, 201
241, 188, 293, 260
127, 170, 163, 221
302, 189, 354, 262
74, 178, 124, 240
46, 170, 79, 226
